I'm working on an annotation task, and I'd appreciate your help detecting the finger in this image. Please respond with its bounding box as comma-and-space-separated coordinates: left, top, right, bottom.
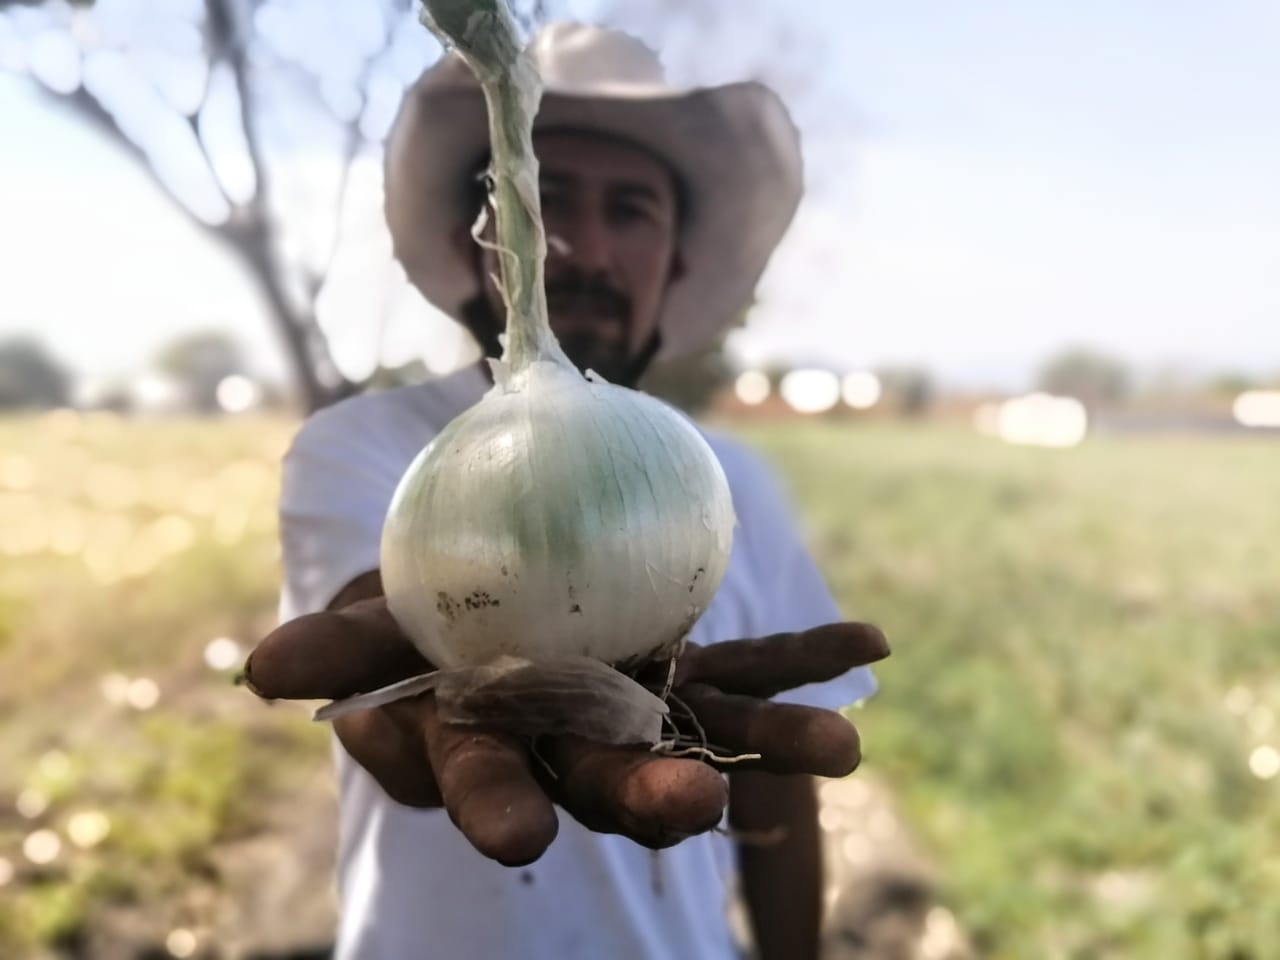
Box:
245, 597, 430, 701
545, 738, 728, 848
333, 706, 443, 808
679, 622, 889, 698
403, 695, 559, 867
677, 682, 862, 777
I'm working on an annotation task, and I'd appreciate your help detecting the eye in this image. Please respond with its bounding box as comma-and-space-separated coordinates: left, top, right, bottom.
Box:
608, 199, 653, 225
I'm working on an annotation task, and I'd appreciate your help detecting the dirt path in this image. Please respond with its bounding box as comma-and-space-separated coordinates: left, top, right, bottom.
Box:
818, 774, 975, 960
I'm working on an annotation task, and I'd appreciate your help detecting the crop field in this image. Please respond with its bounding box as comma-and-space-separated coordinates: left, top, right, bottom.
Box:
0, 411, 1276, 958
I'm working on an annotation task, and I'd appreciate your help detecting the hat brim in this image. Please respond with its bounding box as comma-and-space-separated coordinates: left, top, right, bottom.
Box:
385, 70, 803, 359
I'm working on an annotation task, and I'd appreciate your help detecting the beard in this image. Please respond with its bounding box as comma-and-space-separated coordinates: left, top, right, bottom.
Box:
461, 273, 659, 387
549, 329, 632, 383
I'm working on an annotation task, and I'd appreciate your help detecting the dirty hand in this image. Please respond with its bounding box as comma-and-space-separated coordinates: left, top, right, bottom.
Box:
244, 596, 889, 866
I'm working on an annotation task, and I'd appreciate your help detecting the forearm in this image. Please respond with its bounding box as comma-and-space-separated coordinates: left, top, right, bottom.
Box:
729, 771, 823, 960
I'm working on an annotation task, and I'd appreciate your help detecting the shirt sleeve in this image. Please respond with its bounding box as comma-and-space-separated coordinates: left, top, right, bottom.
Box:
724, 440, 878, 711
277, 401, 410, 622
762, 527, 878, 710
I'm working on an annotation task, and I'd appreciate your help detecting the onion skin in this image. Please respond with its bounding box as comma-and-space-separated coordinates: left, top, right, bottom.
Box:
385, 3, 737, 691
381, 361, 736, 672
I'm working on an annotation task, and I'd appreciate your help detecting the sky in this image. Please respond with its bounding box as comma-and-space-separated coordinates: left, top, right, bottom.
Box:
1, 0, 1279, 392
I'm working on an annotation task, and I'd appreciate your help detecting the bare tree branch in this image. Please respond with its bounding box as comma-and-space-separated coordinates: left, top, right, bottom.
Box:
205, 0, 338, 409
304, 6, 403, 303
51, 86, 217, 237
8, 0, 367, 411
10, 0, 809, 412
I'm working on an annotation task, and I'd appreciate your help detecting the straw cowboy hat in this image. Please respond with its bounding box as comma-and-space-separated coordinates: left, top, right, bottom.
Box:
384, 22, 804, 359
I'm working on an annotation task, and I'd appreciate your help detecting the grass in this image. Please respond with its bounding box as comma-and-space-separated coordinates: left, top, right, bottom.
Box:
1, 410, 1277, 957
0, 411, 329, 956
729, 420, 1280, 959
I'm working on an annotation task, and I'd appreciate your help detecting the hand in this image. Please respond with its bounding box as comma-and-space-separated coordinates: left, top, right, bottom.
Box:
244, 596, 889, 866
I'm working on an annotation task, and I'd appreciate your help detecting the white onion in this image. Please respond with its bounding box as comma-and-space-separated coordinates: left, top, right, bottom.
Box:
382, 359, 736, 671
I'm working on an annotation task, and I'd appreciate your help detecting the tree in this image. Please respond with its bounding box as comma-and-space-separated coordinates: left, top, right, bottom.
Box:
1036, 346, 1131, 411
875, 365, 936, 418
3, 0, 841, 412
1206, 371, 1259, 397
152, 329, 247, 412
2, 0, 450, 411
0, 336, 71, 409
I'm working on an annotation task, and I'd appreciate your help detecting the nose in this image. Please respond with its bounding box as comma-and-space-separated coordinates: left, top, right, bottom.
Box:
549, 207, 612, 275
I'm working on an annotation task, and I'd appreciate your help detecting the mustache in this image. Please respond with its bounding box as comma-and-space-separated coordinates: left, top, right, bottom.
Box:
545, 272, 630, 319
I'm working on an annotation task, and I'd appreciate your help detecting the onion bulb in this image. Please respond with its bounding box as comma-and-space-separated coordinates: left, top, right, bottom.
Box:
381, 358, 735, 673
317, 0, 735, 746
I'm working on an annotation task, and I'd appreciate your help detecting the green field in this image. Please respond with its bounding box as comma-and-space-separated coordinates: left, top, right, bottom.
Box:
1, 412, 1277, 958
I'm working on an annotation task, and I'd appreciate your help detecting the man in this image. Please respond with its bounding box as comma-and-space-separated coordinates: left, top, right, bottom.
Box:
247, 22, 888, 960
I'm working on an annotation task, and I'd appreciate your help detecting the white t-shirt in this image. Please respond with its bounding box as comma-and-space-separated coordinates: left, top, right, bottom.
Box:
278, 365, 877, 960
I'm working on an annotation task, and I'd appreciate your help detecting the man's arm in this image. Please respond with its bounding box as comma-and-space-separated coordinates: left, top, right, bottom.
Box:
730, 771, 823, 960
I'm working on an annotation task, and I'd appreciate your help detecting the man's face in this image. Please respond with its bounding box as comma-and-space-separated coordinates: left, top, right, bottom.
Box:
463, 130, 684, 383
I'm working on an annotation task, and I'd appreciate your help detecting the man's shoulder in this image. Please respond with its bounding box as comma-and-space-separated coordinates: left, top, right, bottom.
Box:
292, 383, 426, 441
287, 369, 487, 463
699, 429, 784, 503
695, 427, 810, 556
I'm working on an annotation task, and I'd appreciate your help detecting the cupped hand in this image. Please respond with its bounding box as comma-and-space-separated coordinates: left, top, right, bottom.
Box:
244, 596, 889, 866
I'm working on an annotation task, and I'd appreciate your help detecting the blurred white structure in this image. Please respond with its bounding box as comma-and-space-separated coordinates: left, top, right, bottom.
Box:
780, 369, 841, 414
976, 392, 1088, 448
841, 371, 882, 410
74, 374, 190, 413
973, 402, 1001, 437
130, 375, 188, 413
216, 374, 263, 413
1233, 390, 1280, 428
733, 369, 771, 406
